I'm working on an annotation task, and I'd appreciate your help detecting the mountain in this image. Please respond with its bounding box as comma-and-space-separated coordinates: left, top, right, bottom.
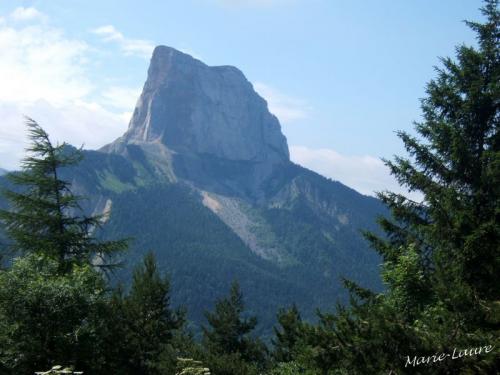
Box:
0, 168, 7, 176
1, 46, 386, 335
102, 46, 290, 202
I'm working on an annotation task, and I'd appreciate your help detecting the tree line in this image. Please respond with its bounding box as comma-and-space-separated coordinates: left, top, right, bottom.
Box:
0, 1, 499, 373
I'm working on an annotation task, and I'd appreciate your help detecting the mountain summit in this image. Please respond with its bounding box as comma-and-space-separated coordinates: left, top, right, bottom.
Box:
104, 46, 289, 199
127, 46, 288, 162
32, 46, 386, 332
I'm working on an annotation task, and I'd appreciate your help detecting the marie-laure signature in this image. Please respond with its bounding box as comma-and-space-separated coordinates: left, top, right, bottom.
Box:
404, 345, 494, 368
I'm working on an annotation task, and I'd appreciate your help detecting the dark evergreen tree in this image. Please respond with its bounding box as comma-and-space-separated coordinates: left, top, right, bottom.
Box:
202, 281, 267, 374
0, 254, 110, 374
0, 119, 126, 272
272, 305, 305, 364
365, 0, 500, 318
115, 253, 185, 375
303, 1, 500, 373
0, 121, 127, 374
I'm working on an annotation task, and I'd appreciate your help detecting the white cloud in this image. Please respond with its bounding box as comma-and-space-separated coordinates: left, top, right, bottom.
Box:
0, 21, 91, 104
0, 100, 127, 170
0, 9, 131, 170
10, 7, 47, 22
253, 82, 309, 123
290, 145, 421, 200
0, 5, 416, 207
101, 86, 141, 110
92, 25, 121, 41
92, 25, 154, 59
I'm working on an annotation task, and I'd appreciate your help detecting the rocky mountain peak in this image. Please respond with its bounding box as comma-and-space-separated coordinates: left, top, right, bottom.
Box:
114, 45, 289, 164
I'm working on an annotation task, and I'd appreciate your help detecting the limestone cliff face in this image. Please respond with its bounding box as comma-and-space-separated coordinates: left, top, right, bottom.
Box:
0, 47, 386, 335
110, 46, 289, 164
103, 46, 292, 199
96, 46, 382, 265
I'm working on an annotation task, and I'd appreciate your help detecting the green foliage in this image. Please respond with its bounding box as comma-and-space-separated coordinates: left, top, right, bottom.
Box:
175, 358, 211, 375
35, 365, 83, 374
1, 1, 498, 373
272, 305, 306, 363
0, 254, 109, 374
267, 361, 317, 375
381, 244, 431, 320
102, 182, 322, 337
97, 169, 135, 193
102, 253, 187, 375
0, 121, 129, 374
0, 117, 387, 340
297, 1, 500, 373
0, 119, 126, 272
202, 281, 267, 374
202, 352, 260, 375
125, 252, 186, 373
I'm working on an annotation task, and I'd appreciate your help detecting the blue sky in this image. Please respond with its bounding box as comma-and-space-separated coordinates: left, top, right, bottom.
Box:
0, 0, 484, 196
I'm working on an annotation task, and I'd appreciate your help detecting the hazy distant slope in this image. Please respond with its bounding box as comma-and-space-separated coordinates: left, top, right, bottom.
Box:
0, 46, 387, 334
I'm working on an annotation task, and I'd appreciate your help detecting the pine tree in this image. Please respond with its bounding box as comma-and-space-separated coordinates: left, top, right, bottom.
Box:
120, 253, 185, 375
0, 119, 126, 272
272, 305, 305, 363
365, 0, 500, 335
0, 121, 129, 374
366, 0, 500, 312
202, 281, 267, 374
0, 254, 110, 374
305, 1, 500, 373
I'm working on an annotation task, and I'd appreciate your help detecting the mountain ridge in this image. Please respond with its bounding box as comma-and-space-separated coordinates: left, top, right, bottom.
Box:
0, 46, 386, 334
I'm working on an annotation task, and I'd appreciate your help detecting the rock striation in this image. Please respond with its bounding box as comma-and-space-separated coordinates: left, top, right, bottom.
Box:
0, 45, 387, 333
103, 46, 292, 199
106, 46, 289, 162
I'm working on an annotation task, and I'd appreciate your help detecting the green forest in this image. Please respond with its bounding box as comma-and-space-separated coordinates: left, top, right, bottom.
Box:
0, 1, 499, 374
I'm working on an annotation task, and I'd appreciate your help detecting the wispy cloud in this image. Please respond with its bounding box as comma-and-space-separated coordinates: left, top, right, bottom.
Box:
101, 86, 141, 111
0, 12, 90, 105
0, 8, 132, 169
253, 82, 310, 124
10, 7, 47, 22
0, 100, 128, 170
290, 145, 421, 200
91, 25, 154, 59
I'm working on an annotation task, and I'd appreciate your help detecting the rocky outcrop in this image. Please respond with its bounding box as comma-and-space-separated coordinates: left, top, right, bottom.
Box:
103, 46, 291, 199
0, 45, 387, 335
105, 46, 289, 163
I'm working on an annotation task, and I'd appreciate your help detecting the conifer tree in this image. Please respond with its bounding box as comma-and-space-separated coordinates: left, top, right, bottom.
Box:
364, 0, 500, 339
272, 305, 305, 363
365, 0, 500, 314
202, 281, 267, 374
119, 253, 185, 375
0, 119, 126, 272
0, 254, 110, 374
0, 121, 128, 374
306, 1, 499, 373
